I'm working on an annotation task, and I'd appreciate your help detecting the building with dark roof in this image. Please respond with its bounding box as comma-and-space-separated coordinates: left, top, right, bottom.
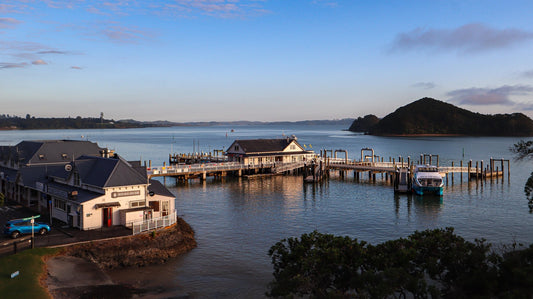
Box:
225, 137, 315, 164
0, 140, 176, 230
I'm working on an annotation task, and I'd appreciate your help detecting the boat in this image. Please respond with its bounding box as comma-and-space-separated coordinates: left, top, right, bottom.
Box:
412, 165, 444, 196
394, 167, 411, 193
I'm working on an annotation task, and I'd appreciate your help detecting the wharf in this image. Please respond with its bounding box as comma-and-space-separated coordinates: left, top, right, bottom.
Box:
147, 161, 306, 181
147, 149, 510, 185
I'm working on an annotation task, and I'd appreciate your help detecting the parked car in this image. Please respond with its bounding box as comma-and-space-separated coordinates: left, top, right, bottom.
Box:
3, 218, 51, 239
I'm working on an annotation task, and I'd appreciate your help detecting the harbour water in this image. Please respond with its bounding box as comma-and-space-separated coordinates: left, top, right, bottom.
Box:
1, 125, 533, 297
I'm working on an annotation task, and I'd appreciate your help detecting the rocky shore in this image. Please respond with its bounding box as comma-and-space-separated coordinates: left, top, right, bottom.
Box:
64, 217, 197, 269
45, 218, 197, 298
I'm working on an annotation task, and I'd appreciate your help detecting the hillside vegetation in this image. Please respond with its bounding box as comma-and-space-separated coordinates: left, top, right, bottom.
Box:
349, 97, 533, 136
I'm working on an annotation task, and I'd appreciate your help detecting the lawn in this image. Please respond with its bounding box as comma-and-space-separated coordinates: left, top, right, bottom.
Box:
0, 248, 60, 299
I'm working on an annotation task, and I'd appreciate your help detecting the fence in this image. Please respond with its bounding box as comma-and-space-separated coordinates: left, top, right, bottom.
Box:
0, 237, 32, 256
131, 211, 177, 235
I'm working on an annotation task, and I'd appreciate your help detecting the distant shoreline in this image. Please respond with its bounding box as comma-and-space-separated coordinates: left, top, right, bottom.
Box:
378, 133, 467, 137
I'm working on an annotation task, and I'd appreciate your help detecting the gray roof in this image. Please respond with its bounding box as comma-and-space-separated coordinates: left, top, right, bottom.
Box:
228, 138, 304, 154
0, 140, 105, 166
73, 155, 148, 188
45, 181, 102, 203
0, 166, 18, 183
148, 179, 175, 198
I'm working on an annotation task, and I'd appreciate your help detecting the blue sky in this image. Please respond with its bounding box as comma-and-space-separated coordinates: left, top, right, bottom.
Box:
1, 0, 533, 122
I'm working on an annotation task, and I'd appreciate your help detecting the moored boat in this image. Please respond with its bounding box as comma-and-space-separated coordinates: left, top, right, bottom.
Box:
412, 165, 444, 196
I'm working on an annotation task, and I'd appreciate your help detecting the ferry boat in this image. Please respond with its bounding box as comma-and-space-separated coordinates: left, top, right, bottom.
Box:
412, 165, 444, 196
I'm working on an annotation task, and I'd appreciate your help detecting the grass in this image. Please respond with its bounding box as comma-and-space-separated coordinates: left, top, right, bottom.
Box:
0, 248, 60, 299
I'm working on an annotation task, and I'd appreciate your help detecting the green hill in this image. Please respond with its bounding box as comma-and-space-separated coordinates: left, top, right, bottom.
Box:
348, 114, 380, 132
350, 97, 533, 136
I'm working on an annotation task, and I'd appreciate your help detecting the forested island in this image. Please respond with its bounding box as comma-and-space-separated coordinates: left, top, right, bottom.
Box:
0, 114, 353, 130
349, 97, 533, 136
0, 114, 154, 130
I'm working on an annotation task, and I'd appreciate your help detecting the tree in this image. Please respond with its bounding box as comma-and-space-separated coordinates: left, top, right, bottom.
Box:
511, 140, 533, 212
267, 228, 532, 298
510, 140, 533, 161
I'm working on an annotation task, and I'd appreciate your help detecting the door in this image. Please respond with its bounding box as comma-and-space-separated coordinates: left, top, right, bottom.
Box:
103, 208, 112, 227
67, 205, 73, 227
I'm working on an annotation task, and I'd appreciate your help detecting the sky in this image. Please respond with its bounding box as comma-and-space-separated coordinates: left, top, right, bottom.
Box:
1, 0, 533, 122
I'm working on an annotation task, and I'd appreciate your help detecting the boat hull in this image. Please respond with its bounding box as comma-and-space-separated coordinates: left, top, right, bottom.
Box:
412, 185, 443, 196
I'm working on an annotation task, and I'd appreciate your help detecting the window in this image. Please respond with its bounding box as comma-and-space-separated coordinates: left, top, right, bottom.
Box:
130, 200, 145, 208
149, 201, 160, 212
234, 145, 239, 151
73, 171, 80, 186
290, 145, 296, 150
54, 198, 66, 211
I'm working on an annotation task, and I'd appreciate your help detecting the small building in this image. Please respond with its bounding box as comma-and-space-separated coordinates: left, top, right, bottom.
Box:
225, 137, 315, 164
0, 140, 176, 230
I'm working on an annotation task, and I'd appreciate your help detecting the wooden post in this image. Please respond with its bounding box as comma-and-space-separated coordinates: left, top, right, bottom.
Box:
481, 160, 484, 179
507, 160, 510, 179
490, 158, 493, 178
451, 161, 454, 183
460, 160, 463, 182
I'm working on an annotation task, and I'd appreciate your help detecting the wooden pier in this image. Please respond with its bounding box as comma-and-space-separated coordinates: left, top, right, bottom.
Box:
148, 149, 510, 186
147, 161, 306, 181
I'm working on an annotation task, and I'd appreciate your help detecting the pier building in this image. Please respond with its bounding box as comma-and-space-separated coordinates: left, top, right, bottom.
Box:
0, 140, 176, 230
226, 137, 315, 164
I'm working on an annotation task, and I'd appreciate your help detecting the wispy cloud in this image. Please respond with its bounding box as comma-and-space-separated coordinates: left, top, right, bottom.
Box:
4, 0, 270, 18
0, 62, 28, 69
37, 50, 70, 55
447, 85, 533, 106
32, 59, 47, 65
0, 41, 75, 69
0, 3, 24, 14
411, 82, 436, 90
0, 17, 22, 30
522, 70, 533, 78
99, 24, 153, 44
71, 66, 82, 70
390, 23, 533, 54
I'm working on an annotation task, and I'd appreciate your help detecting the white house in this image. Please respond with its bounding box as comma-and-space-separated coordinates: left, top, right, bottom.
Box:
0, 140, 176, 230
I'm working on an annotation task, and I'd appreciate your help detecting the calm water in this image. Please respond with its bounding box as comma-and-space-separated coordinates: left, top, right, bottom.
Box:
1, 125, 532, 297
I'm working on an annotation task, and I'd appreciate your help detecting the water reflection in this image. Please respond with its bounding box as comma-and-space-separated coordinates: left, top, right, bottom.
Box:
393, 194, 443, 222
524, 172, 533, 213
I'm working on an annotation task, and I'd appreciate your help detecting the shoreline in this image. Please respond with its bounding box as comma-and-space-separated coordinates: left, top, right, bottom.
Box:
43, 218, 197, 298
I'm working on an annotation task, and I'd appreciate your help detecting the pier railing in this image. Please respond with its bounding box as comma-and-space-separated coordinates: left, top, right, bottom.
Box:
131, 212, 177, 235
148, 161, 306, 177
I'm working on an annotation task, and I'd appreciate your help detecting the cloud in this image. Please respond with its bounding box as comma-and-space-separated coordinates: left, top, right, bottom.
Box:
390, 23, 533, 54
0, 41, 76, 69
37, 50, 69, 55
71, 66, 82, 70
447, 85, 533, 106
514, 102, 533, 111
411, 82, 436, 90
0, 4, 24, 14
0, 17, 22, 30
0, 62, 28, 69
32, 59, 47, 65
100, 25, 152, 43
522, 70, 533, 78
5, 0, 270, 18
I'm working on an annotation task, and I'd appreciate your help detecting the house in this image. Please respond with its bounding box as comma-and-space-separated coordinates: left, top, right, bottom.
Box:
225, 136, 315, 164
0, 140, 176, 230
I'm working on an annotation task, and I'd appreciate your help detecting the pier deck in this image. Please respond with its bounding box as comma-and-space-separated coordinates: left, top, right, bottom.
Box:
147, 156, 508, 182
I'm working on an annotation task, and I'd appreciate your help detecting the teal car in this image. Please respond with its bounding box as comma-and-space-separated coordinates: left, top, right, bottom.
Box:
3, 218, 51, 239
